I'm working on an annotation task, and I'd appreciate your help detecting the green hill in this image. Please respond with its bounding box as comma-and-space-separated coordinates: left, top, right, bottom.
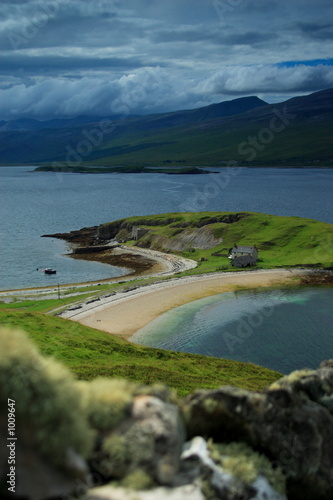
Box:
1, 89, 333, 166
0, 309, 280, 396
96, 211, 333, 272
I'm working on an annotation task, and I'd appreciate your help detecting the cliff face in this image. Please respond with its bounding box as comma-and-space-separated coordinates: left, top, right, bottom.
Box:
1, 327, 333, 500
97, 213, 247, 252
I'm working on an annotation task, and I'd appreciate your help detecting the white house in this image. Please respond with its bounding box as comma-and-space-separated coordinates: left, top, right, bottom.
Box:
229, 244, 258, 261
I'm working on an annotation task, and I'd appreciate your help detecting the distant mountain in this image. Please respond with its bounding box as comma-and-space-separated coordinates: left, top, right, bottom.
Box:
0, 90, 332, 166
0, 115, 125, 131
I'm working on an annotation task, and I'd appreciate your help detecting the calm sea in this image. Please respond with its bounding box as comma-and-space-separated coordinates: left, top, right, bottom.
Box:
131, 286, 333, 374
0, 166, 332, 290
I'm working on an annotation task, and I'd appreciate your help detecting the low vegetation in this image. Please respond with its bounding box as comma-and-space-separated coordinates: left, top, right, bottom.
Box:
0, 309, 281, 396
101, 211, 333, 272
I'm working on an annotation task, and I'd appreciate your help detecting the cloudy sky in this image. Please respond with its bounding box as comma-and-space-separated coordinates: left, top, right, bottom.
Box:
1, 0, 333, 120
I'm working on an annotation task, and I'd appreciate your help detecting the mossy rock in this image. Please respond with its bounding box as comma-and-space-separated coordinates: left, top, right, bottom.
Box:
0, 328, 93, 468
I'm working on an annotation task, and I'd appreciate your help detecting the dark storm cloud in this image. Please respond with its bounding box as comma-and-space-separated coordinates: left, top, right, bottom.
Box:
297, 22, 333, 40
152, 27, 275, 46
0, 0, 333, 119
0, 54, 147, 75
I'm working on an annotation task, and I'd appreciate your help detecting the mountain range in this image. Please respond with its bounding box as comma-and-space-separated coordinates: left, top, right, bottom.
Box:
1, 88, 333, 167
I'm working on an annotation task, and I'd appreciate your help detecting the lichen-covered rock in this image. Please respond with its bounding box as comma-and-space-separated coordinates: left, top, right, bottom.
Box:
78, 378, 137, 433
0, 328, 93, 500
97, 394, 185, 485
181, 436, 286, 500
183, 361, 333, 500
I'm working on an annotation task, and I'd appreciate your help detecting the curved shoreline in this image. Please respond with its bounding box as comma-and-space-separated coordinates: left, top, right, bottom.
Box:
0, 245, 197, 295
61, 269, 307, 339
72, 244, 198, 278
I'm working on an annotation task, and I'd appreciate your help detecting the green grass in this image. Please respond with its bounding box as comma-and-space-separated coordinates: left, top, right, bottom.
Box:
1, 210, 331, 396
102, 211, 333, 271
0, 309, 281, 396
78, 120, 333, 167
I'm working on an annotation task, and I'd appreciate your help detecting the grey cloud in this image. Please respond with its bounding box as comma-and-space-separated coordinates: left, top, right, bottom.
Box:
152, 27, 274, 46
0, 54, 146, 75
1, 0, 333, 120
297, 22, 333, 40
0, 68, 209, 120
199, 64, 333, 95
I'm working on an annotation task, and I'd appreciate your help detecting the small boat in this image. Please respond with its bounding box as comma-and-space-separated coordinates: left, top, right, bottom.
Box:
42, 268, 57, 275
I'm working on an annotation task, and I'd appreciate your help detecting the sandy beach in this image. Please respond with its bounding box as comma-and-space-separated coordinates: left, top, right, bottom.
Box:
62, 269, 304, 339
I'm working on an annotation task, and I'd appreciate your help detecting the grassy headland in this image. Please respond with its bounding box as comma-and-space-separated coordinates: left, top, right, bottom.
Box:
95, 211, 333, 272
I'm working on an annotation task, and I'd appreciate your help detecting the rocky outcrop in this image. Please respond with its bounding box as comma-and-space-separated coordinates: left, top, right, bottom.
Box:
136, 225, 223, 252
183, 364, 333, 500
1, 327, 333, 500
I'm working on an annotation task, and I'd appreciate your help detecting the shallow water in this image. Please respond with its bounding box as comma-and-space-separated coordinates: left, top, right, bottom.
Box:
131, 286, 333, 374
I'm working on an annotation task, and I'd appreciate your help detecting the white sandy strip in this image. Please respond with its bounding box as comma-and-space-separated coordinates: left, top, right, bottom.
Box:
0, 246, 197, 298
113, 245, 198, 276
62, 269, 305, 339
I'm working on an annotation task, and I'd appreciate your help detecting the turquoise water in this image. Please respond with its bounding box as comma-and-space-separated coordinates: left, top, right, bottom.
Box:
131, 286, 333, 374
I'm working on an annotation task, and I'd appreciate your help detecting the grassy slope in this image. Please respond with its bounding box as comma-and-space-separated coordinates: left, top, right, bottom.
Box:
0, 309, 281, 396
104, 211, 333, 272
83, 121, 333, 167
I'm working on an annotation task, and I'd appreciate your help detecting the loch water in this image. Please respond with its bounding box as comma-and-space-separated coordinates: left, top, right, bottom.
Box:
0, 166, 332, 290
131, 286, 333, 374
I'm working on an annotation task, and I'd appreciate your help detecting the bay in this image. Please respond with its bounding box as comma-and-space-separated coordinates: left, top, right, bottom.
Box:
131, 286, 333, 374
0, 166, 332, 290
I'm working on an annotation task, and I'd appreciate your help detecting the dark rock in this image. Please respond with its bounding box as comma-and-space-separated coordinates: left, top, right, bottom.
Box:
98, 395, 185, 486
183, 364, 333, 499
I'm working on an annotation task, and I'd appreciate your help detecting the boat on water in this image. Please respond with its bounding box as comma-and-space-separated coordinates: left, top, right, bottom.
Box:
42, 268, 57, 275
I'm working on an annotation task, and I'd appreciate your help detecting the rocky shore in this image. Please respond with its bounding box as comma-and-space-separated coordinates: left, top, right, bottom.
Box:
42, 224, 197, 279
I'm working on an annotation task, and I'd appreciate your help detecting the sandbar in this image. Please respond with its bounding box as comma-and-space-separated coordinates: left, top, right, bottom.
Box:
67, 269, 304, 339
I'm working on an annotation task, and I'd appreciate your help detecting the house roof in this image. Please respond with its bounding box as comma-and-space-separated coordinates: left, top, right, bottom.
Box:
232, 245, 256, 253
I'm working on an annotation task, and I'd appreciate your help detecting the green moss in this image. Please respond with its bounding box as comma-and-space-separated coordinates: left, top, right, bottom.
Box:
101, 434, 129, 476
120, 469, 155, 490
78, 378, 137, 431
102, 425, 156, 479
202, 398, 220, 413
208, 441, 286, 495
0, 327, 93, 468
270, 369, 317, 390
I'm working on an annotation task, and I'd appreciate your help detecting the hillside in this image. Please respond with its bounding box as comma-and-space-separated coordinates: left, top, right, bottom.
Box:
1, 89, 333, 166
0, 308, 280, 396
62, 211, 333, 272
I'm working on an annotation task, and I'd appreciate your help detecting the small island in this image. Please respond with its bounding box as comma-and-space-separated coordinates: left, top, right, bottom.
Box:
34, 165, 212, 175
